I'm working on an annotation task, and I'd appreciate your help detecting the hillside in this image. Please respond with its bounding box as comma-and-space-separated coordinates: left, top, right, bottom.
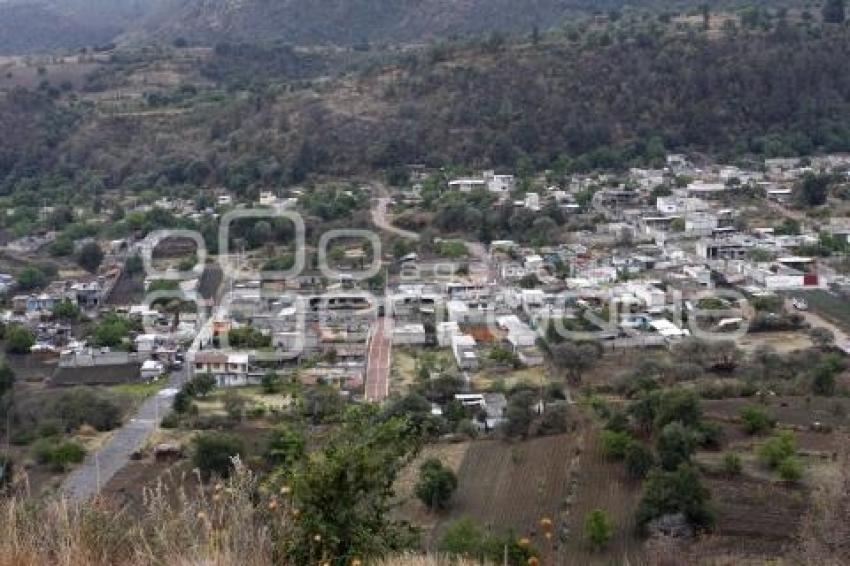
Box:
0, 2, 118, 53
0, 0, 716, 54
130, 0, 628, 46
3, 20, 850, 197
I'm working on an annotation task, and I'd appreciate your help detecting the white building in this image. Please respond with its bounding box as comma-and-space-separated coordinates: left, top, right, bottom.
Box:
525, 192, 541, 211
393, 323, 427, 346
451, 334, 478, 370
486, 173, 516, 193
140, 360, 164, 380
437, 322, 460, 347
448, 178, 487, 192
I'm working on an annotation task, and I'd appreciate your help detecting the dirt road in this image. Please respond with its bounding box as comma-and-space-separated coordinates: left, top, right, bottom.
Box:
784, 297, 850, 354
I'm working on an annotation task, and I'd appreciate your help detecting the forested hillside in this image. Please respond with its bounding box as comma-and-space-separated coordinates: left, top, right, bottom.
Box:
3, 21, 850, 200
134, 0, 635, 46
0, 0, 766, 54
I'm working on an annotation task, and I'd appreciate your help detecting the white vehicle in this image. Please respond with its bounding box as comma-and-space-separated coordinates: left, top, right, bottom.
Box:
791, 297, 808, 311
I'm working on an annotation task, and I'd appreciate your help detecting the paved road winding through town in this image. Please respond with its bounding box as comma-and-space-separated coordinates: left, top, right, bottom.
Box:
365, 317, 393, 402
61, 368, 186, 501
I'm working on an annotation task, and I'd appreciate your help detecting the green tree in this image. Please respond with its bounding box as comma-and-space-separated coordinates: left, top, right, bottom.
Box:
722, 452, 742, 476
125, 254, 144, 275
552, 341, 599, 385
636, 465, 713, 530
91, 315, 132, 348
287, 408, 423, 563
261, 371, 283, 394
172, 389, 192, 414
0, 364, 14, 398
77, 242, 104, 273
739, 406, 775, 435
654, 389, 702, 430
5, 325, 35, 354
16, 266, 46, 290
823, 0, 846, 23
439, 517, 487, 558
600, 430, 633, 459
415, 458, 458, 510
584, 509, 614, 551
53, 298, 80, 321
266, 423, 306, 469
657, 422, 697, 471
812, 360, 840, 396
758, 431, 796, 469
624, 441, 655, 479
185, 373, 216, 397
795, 173, 830, 207
778, 456, 803, 483
0, 454, 11, 488
192, 432, 245, 478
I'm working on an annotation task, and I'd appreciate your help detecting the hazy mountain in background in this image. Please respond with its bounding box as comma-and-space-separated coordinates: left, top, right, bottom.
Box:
0, 0, 177, 54
0, 2, 117, 53
129, 0, 627, 46
0, 0, 648, 54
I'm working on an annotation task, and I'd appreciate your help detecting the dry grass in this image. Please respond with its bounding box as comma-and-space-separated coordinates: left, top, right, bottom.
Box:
0, 458, 484, 566
0, 460, 279, 566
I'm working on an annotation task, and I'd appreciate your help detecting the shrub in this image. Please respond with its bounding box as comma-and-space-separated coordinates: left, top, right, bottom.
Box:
261, 372, 283, 394
636, 465, 713, 531
415, 458, 458, 510
777, 456, 804, 483
5, 325, 35, 354
722, 453, 742, 476
758, 431, 796, 469
657, 422, 697, 471
52, 388, 127, 432
624, 442, 655, 479
600, 430, 632, 459
33, 439, 86, 472
584, 509, 614, 551
536, 402, 569, 436
192, 433, 244, 478
0, 454, 11, 488
739, 406, 775, 435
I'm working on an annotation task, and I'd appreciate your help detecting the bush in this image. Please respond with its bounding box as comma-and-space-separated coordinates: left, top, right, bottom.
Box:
192, 433, 244, 478
52, 388, 127, 432
777, 456, 804, 483
536, 402, 569, 436
657, 422, 697, 471
415, 458, 458, 510
77, 242, 104, 273
624, 442, 655, 479
185, 373, 216, 397
0, 454, 11, 488
439, 517, 537, 564
584, 509, 614, 551
600, 430, 632, 459
739, 406, 775, 435
5, 325, 35, 354
722, 453, 742, 476
636, 465, 713, 531
261, 372, 283, 394
758, 431, 796, 469
33, 439, 86, 472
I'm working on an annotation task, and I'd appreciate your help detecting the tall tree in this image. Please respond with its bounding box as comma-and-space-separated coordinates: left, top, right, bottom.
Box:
823, 0, 846, 24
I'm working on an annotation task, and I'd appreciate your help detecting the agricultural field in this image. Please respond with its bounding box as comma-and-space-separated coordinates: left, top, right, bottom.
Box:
562, 427, 645, 565
0, 59, 102, 91
416, 433, 582, 563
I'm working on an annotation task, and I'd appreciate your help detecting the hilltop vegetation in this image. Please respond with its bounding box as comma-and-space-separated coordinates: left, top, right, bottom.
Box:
3, 17, 850, 202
